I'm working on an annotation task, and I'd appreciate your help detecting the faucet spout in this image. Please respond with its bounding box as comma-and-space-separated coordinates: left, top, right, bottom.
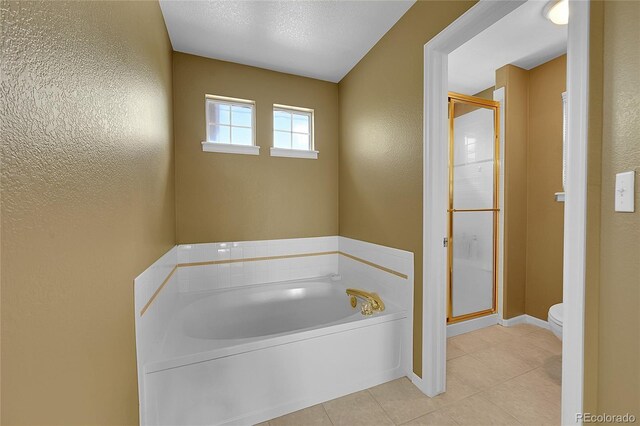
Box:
346, 288, 385, 313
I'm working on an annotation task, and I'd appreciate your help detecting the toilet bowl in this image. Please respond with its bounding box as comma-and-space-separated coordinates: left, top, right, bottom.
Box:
548, 303, 563, 340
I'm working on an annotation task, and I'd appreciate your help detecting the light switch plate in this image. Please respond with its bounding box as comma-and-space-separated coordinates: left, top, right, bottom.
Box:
615, 171, 635, 212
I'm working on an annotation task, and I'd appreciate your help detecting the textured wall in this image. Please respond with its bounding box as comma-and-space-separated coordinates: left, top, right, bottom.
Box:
338, 0, 476, 377
595, 0, 640, 415
0, 1, 175, 424
495, 64, 529, 318
583, 0, 604, 413
525, 55, 566, 320
173, 53, 339, 244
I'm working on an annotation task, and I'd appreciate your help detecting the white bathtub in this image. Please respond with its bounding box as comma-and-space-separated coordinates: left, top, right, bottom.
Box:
142, 277, 409, 425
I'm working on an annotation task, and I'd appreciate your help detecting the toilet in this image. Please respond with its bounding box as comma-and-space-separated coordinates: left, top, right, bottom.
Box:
548, 303, 563, 340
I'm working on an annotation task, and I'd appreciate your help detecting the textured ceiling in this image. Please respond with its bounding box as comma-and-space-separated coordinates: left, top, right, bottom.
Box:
448, 0, 567, 95
159, 0, 415, 82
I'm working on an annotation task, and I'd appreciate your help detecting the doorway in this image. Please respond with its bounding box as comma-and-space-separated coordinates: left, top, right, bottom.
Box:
420, 1, 590, 424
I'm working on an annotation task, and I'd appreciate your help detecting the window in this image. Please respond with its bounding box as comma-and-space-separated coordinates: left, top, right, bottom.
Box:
202, 95, 259, 155
271, 104, 317, 159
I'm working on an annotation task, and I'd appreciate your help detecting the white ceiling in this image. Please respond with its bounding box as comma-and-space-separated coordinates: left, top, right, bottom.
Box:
448, 0, 568, 95
159, 0, 415, 83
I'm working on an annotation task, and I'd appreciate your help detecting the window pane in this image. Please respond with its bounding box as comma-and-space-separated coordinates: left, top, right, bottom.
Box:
274, 130, 292, 149
231, 127, 252, 146
292, 113, 309, 133
231, 105, 252, 128
209, 102, 230, 125
274, 111, 291, 131
292, 133, 310, 150
209, 124, 230, 143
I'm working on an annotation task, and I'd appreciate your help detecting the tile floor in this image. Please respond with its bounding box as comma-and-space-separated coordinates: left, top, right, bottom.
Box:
259, 323, 561, 426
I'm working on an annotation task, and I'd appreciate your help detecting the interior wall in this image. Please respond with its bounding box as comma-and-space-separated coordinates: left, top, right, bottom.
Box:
338, 0, 476, 377
495, 64, 529, 319
583, 0, 604, 414
595, 0, 640, 415
173, 53, 339, 244
495, 55, 566, 320
525, 55, 566, 320
0, 1, 175, 424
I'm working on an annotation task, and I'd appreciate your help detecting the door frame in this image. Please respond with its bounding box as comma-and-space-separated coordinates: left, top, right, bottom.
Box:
446, 93, 501, 324
419, 1, 590, 424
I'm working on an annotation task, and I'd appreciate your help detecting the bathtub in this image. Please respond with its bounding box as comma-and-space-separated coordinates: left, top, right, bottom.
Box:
142, 277, 409, 425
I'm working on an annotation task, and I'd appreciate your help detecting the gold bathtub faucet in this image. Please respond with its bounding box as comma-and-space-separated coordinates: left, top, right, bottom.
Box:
346, 288, 385, 315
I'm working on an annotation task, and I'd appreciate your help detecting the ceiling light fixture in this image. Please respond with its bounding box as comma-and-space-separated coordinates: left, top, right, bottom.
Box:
544, 0, 569, 25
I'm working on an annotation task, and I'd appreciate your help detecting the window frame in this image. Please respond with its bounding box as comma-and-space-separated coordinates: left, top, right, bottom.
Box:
202, 94, 259, 155
271, 104, 317, 159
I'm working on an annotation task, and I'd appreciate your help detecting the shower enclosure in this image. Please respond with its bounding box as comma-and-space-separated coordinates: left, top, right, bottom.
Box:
447, 92, 500, 323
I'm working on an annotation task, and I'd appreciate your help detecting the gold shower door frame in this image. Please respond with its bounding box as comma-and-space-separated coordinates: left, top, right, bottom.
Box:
447, 92, 500, 324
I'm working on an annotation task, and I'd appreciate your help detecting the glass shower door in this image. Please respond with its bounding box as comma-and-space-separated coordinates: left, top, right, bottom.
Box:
447, 93, 500, 323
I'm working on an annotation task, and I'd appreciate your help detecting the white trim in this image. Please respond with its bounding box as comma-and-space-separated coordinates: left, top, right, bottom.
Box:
562, 1, 590, 424
525, 315, 551, 330
205, 95, 257, 147
201, 142, 260, 156
270, 147, 318, 159
498, 314, 527, 327
499, 314, 551, 330
421, 0, 525, 398
447, 314, 499, 338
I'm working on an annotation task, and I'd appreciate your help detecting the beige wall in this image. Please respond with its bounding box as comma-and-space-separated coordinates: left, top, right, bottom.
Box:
525, 55, 566, 320
589, 0, 640, 416
173, 53, 339, 244
338, 0, 476, 377
496, 64, 529, 318
583, 0, 604, 413
495, 56, 566, 320
0, 1, 175, 424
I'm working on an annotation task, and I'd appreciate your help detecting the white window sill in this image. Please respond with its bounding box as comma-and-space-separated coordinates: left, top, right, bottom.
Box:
270, 147, 319, 159
201, 142, 260, 156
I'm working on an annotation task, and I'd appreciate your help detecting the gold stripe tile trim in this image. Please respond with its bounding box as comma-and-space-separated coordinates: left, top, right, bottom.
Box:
139, 265, 178, 317
339, 252, 409, 279
139, 250, 408, 316
177, 251, 339, 268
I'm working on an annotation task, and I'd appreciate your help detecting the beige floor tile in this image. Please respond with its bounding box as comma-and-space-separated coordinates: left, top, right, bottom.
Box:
540, 354, 562, 385
369, 377, 439, 424
448, 331, 492, 354
496, 336, 558, 369
431, 373, 479, 408
471, 325, 516, 346
482, 368, 561, 425
500, 323, 544, 337
441, 394, 521, 425
253, 422, 270, 426
323, 390, 393, 426
470, 345, 536, 379
401, 409, 458, 425
446, 339, 466, 360
447, 354, 514, 389
521, 330, 562, 355
269, 404, 332, 426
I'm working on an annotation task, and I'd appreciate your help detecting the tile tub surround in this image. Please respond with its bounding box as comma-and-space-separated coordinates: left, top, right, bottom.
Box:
176, 237, 340, 292
265, 324, 561, 426
135, 236, 414, 316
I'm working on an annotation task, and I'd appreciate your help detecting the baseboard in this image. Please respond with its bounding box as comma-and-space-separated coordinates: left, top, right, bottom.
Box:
446, 313, 499, 337
499, 314, 549, 330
